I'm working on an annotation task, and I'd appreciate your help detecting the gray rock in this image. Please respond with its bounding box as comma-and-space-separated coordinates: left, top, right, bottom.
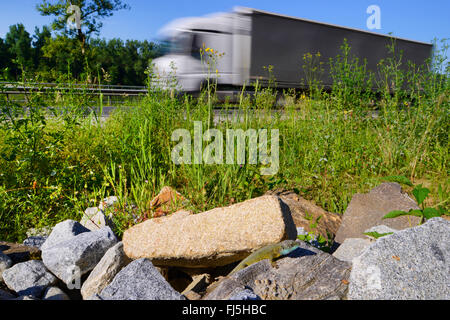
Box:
333, 238, 373, 262
335, 183, 420, 245
2, 260, 57, 297
42, 287, 70, 300
23, 236, 47, 249
229, 289, 261, 300
0, 289, 16, 300
349, 218, 450, 300
99, 196, 119, 211
99, 258, 185, 300
42, 227, 117, 285
80, 207, 114, 231
41, 220, 90, 251
0, 250, 13, 282
81, 242, 131, 299
205, 241, 351, 300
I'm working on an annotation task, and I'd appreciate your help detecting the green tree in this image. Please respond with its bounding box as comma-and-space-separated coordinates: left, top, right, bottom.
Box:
41, 35, 88, 80
5, 24, 34, 79
37, 0, 130, 54
32, 25, 53, 74
0, 38, 11, 79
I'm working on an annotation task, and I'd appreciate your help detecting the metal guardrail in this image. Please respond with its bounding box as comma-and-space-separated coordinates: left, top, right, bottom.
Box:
0, 82, 149, 96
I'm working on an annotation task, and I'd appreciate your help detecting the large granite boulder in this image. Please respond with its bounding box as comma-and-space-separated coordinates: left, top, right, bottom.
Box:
349, 218, 450, 300
98, 258, 185, 300
2, 260, 57, 298
42, 227, 117, 285
334, 183, 420, 245
204, 241, 351, 300
123, 195, 297, 268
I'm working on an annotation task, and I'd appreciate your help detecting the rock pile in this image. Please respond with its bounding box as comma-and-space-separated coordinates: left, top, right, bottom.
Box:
0, 184, 449, 300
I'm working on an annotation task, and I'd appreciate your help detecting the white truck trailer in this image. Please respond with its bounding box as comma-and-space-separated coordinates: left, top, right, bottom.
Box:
152, 7, 433, 93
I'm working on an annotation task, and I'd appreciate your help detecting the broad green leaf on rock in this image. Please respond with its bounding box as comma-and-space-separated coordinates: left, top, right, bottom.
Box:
364, 231, 394, 239
412, 185, 430, 206
383, 210, 409, 219
422, 208, 441, 220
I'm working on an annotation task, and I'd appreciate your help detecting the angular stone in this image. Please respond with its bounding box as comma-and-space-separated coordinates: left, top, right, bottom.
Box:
0, 242, 41, 264
81, 242, 131, 300
41, 220, 90, 251
2, 260, 57, 297
349, 218, 450, 300
150, 186, 188, 218
205, 241, 351, 300
23, 236, 47, 249
42, 227, 117, 285
267, 190, 342, 240
80, 207, 113, 231
98, 259, 185, 300
0, 250, 13, 282
99, 196, 119, 211
335, 183, 420, 245
123, 195, 297, 268
43, 287, 70, 300
229, 289, 261, 300
332, 238, 372, 262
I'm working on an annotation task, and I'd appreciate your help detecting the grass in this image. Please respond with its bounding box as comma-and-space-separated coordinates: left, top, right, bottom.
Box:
0, 40, 448, 242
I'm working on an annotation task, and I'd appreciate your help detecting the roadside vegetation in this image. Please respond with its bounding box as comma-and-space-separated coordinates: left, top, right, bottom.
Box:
0, 39, 448, 242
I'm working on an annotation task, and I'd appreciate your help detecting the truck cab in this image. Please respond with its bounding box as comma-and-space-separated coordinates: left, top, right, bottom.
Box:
152, 8, 251, 92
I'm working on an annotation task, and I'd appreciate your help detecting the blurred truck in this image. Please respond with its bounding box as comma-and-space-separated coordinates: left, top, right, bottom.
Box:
152, 7, 433, 93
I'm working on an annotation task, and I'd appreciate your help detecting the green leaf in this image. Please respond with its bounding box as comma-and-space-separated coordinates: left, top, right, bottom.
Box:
407, 209, 425, 217
383, 209, 423, 219
412, 185, 430, 205
364, 231, 394, 239
383, 210, 409, 219
422, 208, 441, 219
383, 175, 413, 186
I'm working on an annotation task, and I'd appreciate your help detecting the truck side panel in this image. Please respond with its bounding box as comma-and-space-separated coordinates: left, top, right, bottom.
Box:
249, 11, 433, 88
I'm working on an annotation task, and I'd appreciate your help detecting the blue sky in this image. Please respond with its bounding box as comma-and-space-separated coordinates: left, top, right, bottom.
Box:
0, 0, 449, 46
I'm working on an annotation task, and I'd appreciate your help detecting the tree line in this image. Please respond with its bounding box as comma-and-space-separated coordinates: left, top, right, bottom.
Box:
0, 23, 162, 86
